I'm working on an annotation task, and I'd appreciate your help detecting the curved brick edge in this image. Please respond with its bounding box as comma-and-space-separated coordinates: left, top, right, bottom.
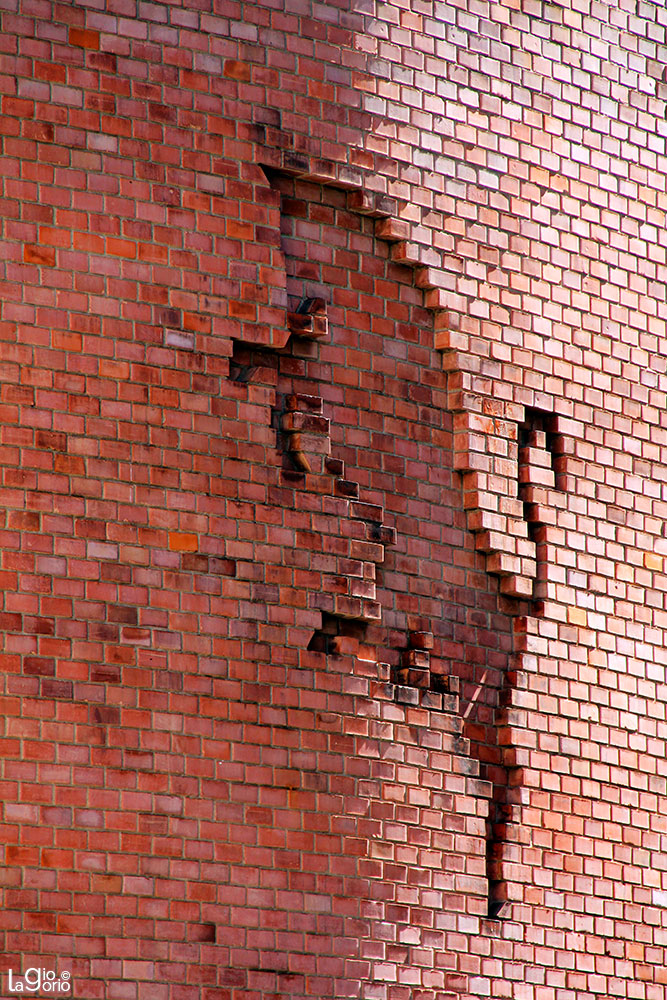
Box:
250, 144, 508, 901
253, 144, 587, 925
227, 164, 397, 638
258, 145, 538, 600
247, 153, 499, 981
347, 180, 595, 922
375, 218, 538, 602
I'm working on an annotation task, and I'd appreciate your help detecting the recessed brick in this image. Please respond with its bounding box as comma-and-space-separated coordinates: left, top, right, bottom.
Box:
168, 532, 198, 552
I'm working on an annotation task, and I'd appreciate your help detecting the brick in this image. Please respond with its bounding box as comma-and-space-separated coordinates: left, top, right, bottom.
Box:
223, 60, 251, 82
23, 245, 56, 266
69, 28, 100, 49
168, 533, 198, 552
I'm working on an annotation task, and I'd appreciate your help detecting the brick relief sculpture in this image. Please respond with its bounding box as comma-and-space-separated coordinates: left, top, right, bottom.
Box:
3, 2, 667, 999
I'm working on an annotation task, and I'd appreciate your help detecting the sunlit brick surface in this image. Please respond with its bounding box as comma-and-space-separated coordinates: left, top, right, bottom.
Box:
2, 2, 667, 998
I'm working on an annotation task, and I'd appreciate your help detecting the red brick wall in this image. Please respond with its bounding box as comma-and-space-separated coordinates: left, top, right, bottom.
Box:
2, 2, 667, 998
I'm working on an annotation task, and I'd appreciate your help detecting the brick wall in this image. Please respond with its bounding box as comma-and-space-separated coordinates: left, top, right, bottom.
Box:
2, 1, 667, 998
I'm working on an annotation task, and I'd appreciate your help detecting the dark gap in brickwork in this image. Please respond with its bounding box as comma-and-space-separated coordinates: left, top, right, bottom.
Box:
523, 504, 540, 546
307, 613, 367, 654
486, 660, 514, 919
520, 406, 566, 489
485, 405, 567, 916
551, 436, 567, 492
481, 681, 511, 919
485, 411, 559, 916
228, 339, 280, 383
519, 405, 565, 599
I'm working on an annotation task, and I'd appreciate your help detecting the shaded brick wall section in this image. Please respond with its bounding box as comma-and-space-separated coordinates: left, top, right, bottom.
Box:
0, 6, 513, 995
0, 157, 509, 1000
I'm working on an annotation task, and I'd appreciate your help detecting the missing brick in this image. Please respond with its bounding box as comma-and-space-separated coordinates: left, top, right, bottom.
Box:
519, 407, 566, 490
287, 297, 329, 341
307, 613, 367, 655
391, 629, 460, 711
228, 340, 281, 384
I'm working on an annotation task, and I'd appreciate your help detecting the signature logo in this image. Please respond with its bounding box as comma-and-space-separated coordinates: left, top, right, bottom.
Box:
7, 969, 71, 993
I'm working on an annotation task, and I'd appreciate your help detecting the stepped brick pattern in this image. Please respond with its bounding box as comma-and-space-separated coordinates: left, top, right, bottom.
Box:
1, 1, 667, 998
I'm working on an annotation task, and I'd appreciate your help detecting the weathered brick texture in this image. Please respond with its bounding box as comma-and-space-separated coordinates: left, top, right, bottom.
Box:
2, 1, 667, 998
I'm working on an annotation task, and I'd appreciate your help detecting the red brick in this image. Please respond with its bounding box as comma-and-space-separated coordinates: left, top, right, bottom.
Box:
223, 60, 251, 82
23, 244, 56, 266
69, 28, 100, 50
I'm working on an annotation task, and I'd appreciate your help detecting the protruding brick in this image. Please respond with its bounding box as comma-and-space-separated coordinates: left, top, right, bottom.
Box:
69, 27, 100, 49
168, 533, 198, 552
